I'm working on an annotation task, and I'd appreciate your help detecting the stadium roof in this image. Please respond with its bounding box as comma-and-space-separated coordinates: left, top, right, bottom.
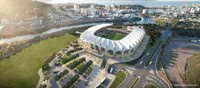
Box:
80, 23, 145, 51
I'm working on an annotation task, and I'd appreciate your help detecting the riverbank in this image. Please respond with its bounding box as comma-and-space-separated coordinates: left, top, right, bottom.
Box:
0, 24, 94, 60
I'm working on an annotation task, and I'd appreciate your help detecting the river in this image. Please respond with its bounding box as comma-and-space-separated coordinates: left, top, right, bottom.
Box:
0, 23, 101, 44
0, 17, 154, 44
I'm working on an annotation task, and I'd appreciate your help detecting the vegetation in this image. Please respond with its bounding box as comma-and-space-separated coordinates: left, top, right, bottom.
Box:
42, 63, 50, 72
63, 75, 79, 88
102, 32, 125, 40
55, 70, 68, 81
109, 71, 126, 88
0, 40, 27, 56
144, 84, 156, 88
68, 57, 86, 69
59, 54, 71, 64
76, 60, 93, 75
155, 19, 167, 28
171, 20, 200, 37
101, 59, 107, 68
143, 24, 161, 47
66, 48, 83, 55
145, 40, 162, 67
0, 34, 77, 88
184, 54, 200, 86
59, 54, 79, 65
131, 77, 140, 88
85, 67, 93, 76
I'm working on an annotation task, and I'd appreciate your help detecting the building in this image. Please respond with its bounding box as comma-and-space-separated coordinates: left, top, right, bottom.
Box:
142, 9, 149, 14
73, 4, 79, 11
91, 4, 95, 11
80, 8, 91, 16
30, 19, 45, 30
79, 24, 145, 57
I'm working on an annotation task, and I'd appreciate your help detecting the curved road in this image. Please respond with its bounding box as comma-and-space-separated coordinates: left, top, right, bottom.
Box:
109, 25, 171, 88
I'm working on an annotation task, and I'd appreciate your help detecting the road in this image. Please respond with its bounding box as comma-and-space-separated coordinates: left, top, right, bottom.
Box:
111, 25, 171, 88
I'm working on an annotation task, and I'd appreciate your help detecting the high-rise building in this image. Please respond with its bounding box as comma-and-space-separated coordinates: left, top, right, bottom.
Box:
111, 3, 116, 8
73, 4, 79, 10
90, 4, 95, 15
80, 8, 91, 15
91, 4, 95, 11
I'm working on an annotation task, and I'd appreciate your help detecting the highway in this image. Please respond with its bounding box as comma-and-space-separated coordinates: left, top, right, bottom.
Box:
112, 25, 171, 88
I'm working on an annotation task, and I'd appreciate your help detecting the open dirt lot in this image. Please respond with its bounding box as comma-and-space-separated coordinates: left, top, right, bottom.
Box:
160, 36, 200, 88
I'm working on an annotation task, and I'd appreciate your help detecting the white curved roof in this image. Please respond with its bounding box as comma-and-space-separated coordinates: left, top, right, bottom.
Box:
80, 23, 145, 51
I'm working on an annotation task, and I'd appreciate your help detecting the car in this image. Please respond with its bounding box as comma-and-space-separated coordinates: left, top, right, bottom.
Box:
139, 61, 143, 65
146, 53, 149, 56
149, 61, 152, 65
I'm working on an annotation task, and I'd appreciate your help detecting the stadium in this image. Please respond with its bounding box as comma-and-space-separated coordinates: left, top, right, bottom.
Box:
79, 23, 145, 57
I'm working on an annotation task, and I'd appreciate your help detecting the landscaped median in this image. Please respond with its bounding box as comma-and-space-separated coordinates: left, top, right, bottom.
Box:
76, 60, 93, 75
55, 70, 69, 81
68, 57, 86, 69
144, 84, 156, 88
109, 71, 126, 88
131, 76, 140, 88
63, 75, 79, 88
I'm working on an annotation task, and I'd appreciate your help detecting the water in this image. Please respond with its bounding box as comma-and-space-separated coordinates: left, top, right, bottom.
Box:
0, 23, 101, 44
38, 0, 200, 8
0, 17, 156, 44
136, 17, 154, 24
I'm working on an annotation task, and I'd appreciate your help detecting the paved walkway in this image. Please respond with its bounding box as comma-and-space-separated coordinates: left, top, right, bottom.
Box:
36, 68, 44, 88
87, 65, 106, 88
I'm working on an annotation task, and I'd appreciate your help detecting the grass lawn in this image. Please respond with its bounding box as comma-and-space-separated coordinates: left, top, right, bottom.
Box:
185, 54, 200, 85
144, 84, 156, 88
76, 64, 85, 71
0, 34, 77, 88
102, 32, 125, 40
60, 54, 71, 64
109, 71, 126, 88
85, 67, 93, 76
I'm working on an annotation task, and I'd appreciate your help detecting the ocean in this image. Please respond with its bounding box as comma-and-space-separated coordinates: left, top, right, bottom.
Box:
39, 0, 200, 8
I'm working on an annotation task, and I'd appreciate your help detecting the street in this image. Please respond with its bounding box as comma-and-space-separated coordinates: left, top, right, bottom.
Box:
113, 26, 171, 88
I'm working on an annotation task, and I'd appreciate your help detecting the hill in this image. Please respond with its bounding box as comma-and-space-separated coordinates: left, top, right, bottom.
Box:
0, 0, 51, 19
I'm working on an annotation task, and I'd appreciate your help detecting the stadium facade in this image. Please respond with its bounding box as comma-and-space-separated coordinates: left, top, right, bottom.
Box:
79, 23, 145, 57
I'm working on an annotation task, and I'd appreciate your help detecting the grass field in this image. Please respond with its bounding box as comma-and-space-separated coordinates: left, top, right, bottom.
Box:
76, 64, 84, 70
60, 54, 71, 64
109, 71, 126, 88
0, 34, 77, 88
85, 67, 93, 76
185, 54, 200, 85
102, 32, 125, 40
144, 84, 156, 88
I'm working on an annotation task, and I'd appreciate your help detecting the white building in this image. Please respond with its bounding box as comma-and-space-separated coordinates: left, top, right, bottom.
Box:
142, 9, 149, 14
79, 23, 145, 57
91, 4, 95, 11
73, 4, 79, 11
80, 8, 91, 16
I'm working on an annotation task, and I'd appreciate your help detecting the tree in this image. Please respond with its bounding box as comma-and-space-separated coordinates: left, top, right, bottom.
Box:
42, 63, 50, 72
